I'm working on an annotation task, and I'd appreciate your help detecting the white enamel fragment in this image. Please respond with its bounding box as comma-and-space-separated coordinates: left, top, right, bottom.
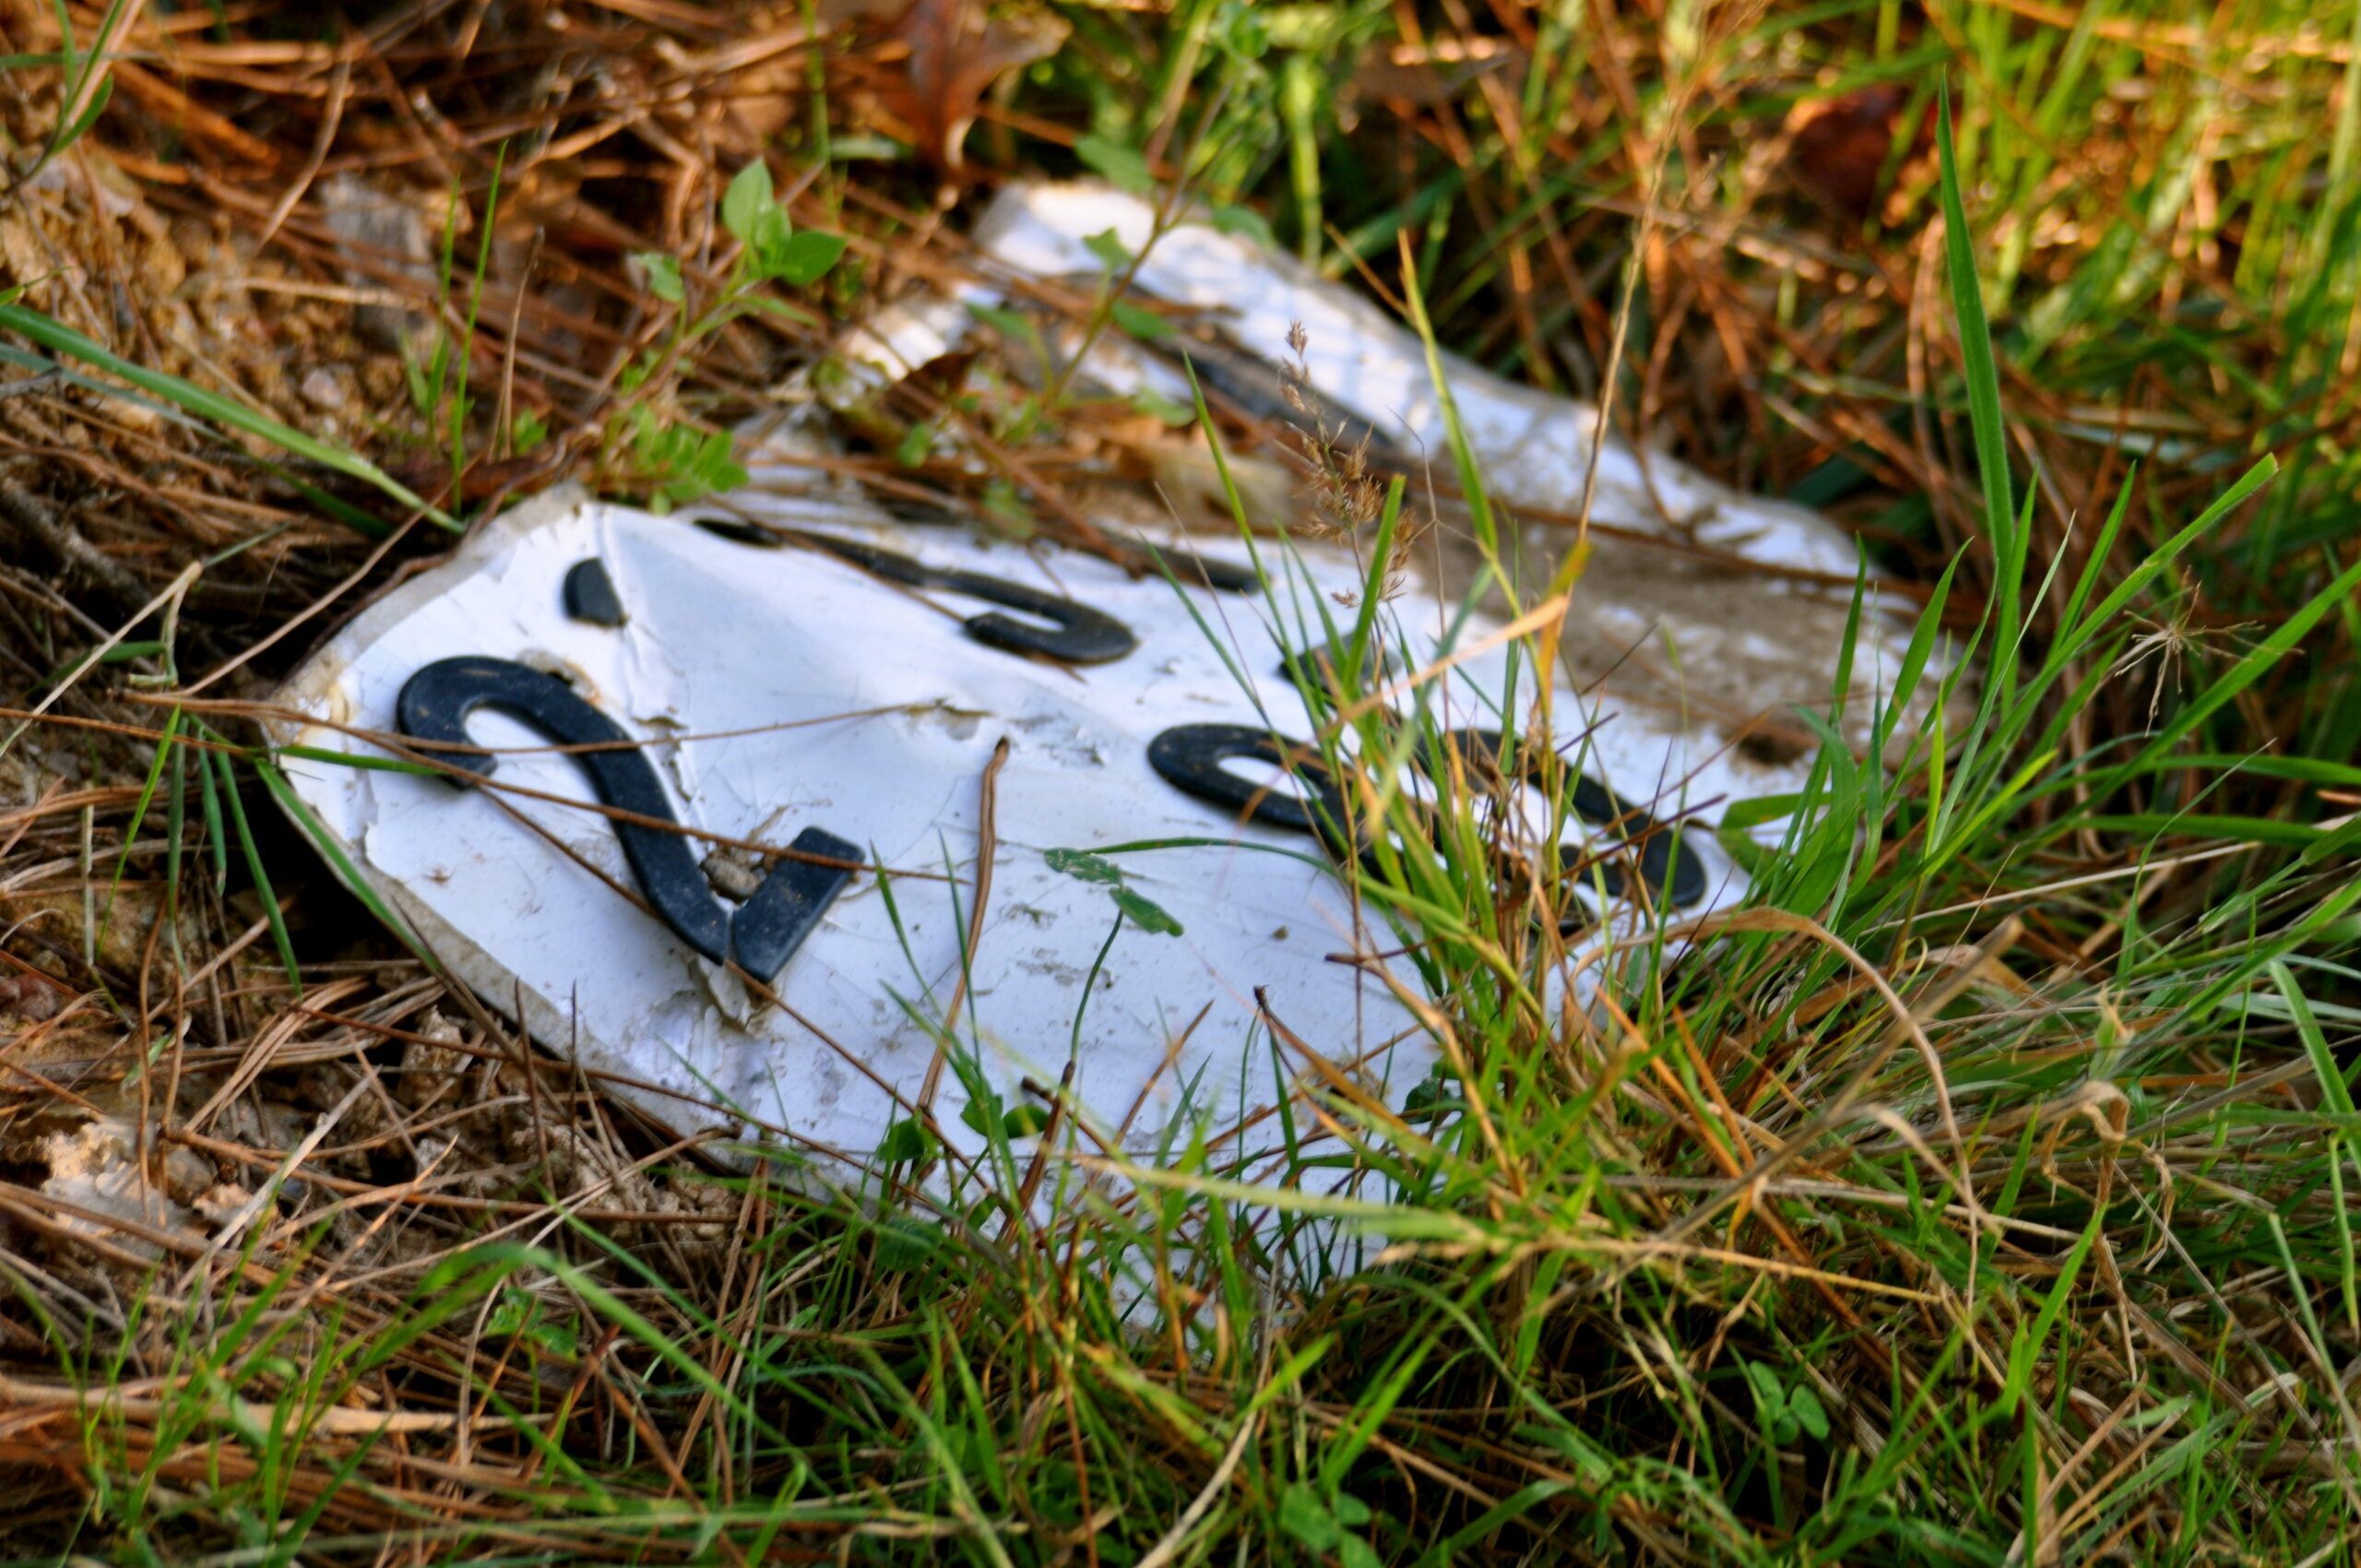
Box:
272, 490, 1755, 1200
267, 182, 1946, 1273
833, 181, 1949, 758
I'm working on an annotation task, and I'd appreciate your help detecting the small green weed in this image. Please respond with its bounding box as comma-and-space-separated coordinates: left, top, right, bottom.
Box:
602, 160, 849, 512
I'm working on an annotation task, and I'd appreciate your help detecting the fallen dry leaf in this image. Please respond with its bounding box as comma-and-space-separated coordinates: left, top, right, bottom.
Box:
0, 970, 65, 1021
883, 0, 1068, 172
1784, 83, 1928, 218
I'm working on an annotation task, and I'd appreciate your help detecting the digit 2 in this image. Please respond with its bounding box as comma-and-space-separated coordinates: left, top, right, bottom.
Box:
397, 656, 860, 981
1145, 722, 1369, 861
1146, 721, 1706, 910
701, 522, 1140, 665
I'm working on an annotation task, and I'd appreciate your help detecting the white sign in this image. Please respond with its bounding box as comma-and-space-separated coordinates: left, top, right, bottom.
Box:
272, 491, 1753, 1181
837, 182, 1936, 764
273, 181, 1928, 1207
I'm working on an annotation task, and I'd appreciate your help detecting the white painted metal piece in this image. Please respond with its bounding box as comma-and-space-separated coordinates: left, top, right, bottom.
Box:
272, 492, 1751, 1183
270, 182, 1932, 1220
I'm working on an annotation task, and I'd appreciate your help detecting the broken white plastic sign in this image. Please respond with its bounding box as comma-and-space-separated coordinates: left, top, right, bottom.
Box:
834, 180, 1936, 757
270, 492, 1755, 1182
268, 179, 1922, 1204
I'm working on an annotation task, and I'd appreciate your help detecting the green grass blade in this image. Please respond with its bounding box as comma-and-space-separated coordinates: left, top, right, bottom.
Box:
211, 749, 301, 995
0, 304, 457, 531
251, 757, 434, 968
1936, 83, 2022, 701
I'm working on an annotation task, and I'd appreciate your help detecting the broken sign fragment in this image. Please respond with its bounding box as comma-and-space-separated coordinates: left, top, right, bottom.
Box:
825, 180, 1954, 762
270, 487, 1754, 1207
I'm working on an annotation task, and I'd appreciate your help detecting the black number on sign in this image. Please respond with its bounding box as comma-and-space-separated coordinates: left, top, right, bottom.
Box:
1146, 723, 1357, 848
1438, 729, 1706, 909
798, 532, 1138, 664
1145, 721, 1708, 913
1128, 540, 1261, 594
562, 558, 627, 626
783, 529, 1139, 665
397, 656, 860, 981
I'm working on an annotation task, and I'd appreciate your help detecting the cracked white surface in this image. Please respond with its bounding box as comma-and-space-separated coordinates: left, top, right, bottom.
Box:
268, 184, 1935, 1208
834, 183, 1945, 756
272, 492, 1762, 1181
963, 185, 1863, 578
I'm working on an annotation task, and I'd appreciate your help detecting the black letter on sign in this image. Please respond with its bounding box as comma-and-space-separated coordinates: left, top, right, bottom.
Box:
784, 530, 1138, 665
397, 656, 859, 981
1440, 729, 1705, 909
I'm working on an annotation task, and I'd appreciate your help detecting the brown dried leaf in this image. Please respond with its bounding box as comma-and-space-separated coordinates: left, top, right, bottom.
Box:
0, 970, 65, 1021
1784, 84, 1928, 218
884, 0, 1067, 171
